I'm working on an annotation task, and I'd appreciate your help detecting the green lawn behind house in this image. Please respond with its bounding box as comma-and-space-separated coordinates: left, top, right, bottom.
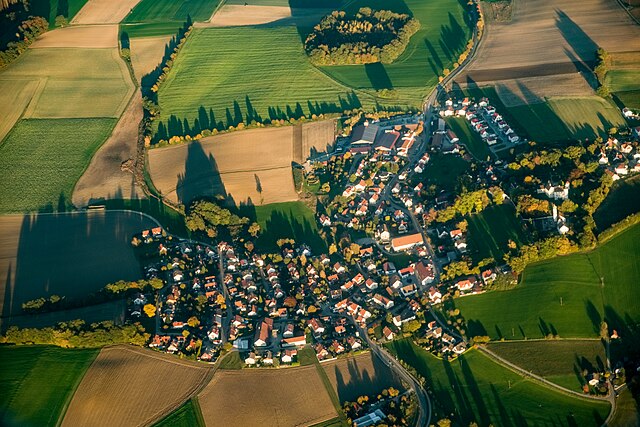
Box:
0, 346, 98, 427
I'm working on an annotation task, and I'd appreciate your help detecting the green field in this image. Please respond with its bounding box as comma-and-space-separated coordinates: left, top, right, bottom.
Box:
594, 175, 640, 231
156, 26, 379, 138
320, 0, 474, 105
446, 117, 492, 160
218, 351, 243, 369
241, 201, 327, 254
487, 340, 606, 391
124, 0, 222, 24
456, 223, 640, 341
386, 340, 610, 426
153, 399, 205, 427
606, 69, 640, 93
0, 118, 116, 213
508, 97, 626, 142
467, 203, 527, 263
30, 0, 88, 28
614, 89, 640, 109
0, 345, 98, 427
609, 389, 640, 427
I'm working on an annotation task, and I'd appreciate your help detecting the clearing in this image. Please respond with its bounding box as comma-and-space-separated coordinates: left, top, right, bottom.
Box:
455, 222, 640, 340
61, 345, 212, 427
0, 211, 158, 319
466, 203, 527, 264
486, 340, 606, 391
321, 352, 405, 402
386, 339, 610, 426
0, 345, 98, 427
71, 0, 143, 24
148, 121, 334, 206
197, 366, 338, 426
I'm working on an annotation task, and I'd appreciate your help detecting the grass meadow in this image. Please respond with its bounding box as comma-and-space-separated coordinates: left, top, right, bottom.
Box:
466, 203, 527, 263
0, 346, 98, 427
422, 152, 471, 192
29, 0, 89, 28
385, 340, 610, 427
594, 175, 640, 231
153, 399, 204, 427
486, 340, 606, 391
445, 117, 492, 160
124, 0, 222, 23
605, 52, 640, 108
0, 118, 116, 213
456, 223, 640, 340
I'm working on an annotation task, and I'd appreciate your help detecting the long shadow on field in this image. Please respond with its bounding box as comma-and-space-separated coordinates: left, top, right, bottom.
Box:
1, 212, 157, 329
555, 10, 598, 71
443, 358, 474, 423
176, 140, 229, 207
365, 62, 393, 90
257, 209, 327, 253
459, 356, 491, 426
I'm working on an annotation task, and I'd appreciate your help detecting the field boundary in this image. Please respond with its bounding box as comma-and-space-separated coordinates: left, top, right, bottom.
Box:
55, 349, 101, 427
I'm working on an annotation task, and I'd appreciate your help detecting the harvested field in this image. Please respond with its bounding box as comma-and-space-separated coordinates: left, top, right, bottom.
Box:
148, 121, 334, 206
72, 94, 145, 207
0, 78, 39, 143
321, 352, 405, 403
62, 346, 212, 427
71, 0, 142, 24
458, 0, 640, 83
30, 25, 118, 49
203, 5, 329, 27
0, 211, 158, 318
198, 366, 337, 426
130, 36, 171, 82
491, 74, 595, 107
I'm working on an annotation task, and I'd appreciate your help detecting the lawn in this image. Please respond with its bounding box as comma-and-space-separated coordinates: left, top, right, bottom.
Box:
486, 340, 606, 391
594, 175, 640, 231
320, 0, 474, 106
456, 223, 640, 341
466, 203, 527, 263
0, 118, 116, 213
421, 152, 471, 192
241, 201, 327, 254
446, 117, 492, 160
218, 351, 243, 369
386, 340, 610, 427
156, 26, 379, 136
123, 0, 222, 24
0, 345, 98, 427
152, 399, 204, 427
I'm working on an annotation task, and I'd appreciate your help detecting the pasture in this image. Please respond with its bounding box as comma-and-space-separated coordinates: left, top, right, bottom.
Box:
0, 119, 116, 213
466, 203, 527, 263
124, 0, 222, 24
148, 122, 334, 206
155, 26, 378, 137
62, 345, 212, 427
455, 223, 640, 341
386, 340, 610, 427
486, 340, 606, 391
319, 0, 473, 105
153, 399, 204, 427
594, 175, 640, 231
0, 211, 158, 319
321, 352, 405, 403
197, 366, 338, 426
0, 345, 98, 427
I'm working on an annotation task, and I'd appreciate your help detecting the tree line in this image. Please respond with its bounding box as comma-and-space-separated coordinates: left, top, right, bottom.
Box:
305, 8, 420, 65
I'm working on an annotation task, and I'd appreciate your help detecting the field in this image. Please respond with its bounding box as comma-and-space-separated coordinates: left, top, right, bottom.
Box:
124, 0, 222, 24
594, 175, 640, 231
153, 399, 204, 427
319, 0, 474, 104
446, 117, 492, 160
71, 0, 142, 24
0, 211, 158, 319
0, 119, 117, 212
62, 345, 212, 427
486, 340, 606, 391
386, 340, 611, 426
148, 122, 334, 206
321, 352, 405, 402
129, 36, 172, 82
29, 0, 89, 28
609, 389, 640, 427
456, 223, 640, 340
197, 366, 338, 426
466, 203, 527, 263
30, 25, 118, 49
492, 74, 595, 107
205, 4, 331, 27
605, 52, 640, 109
0, 345, 98, 427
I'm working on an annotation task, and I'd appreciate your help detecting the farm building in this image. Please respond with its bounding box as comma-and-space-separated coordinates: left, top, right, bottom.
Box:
351, 122, 379, 145
391, 233, 424, 252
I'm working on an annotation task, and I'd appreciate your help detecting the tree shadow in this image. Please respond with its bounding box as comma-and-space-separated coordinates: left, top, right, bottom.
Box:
175, 140, 229, 207
555, 10, 598, 71
460, 357, 490, 426
584, 299, 602, 335
364, 62, 393, 91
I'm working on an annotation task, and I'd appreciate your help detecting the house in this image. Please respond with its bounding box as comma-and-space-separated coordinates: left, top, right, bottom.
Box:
455, 276, 478, 292
353, 409, 387, 427
263, 351, 274, 365
391, 233, 424, 252
309, 318, 325, 336
281, 349, 297, 364
427, 286, 442, 304
382, 326, 395, 341
319, 214, 332, 227
372, 294, 394, 309
415, 261, 435, 286
245, 352, 257, 365
254, 318, 274, 347
374, 130, 400, 151
537, 181, 570, 200
348, 336, 362, 350
481, 269, 497, 284
283, 323, 295, 338
282, 335, 307, 348
454, 239, 468, 252
400, 284, 417, 297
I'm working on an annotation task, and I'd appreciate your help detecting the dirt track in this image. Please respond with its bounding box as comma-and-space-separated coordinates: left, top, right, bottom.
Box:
30, 25, 118, 49
71, 0, 142, 24
198, 366, 337, 427
199, 4, 330, 27
62, 346, 212, 427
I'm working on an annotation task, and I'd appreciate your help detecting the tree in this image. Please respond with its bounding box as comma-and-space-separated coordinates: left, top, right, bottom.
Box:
143, 304, 156, 318
402, 319, 422, 334
187, 316, 200, 328
248, 222, 261, 237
